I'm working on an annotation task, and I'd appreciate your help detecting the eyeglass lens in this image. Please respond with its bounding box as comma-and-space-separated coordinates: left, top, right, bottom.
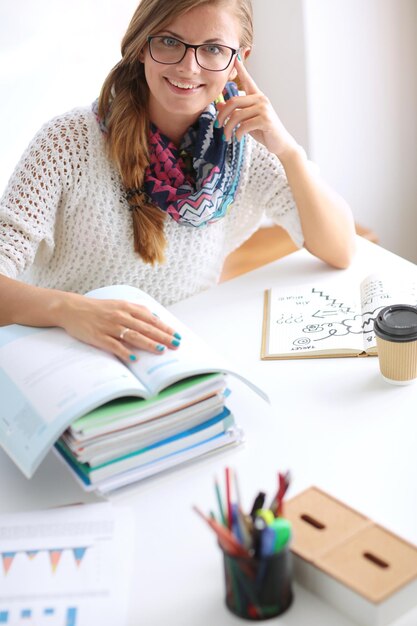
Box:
150, 37, 233, 71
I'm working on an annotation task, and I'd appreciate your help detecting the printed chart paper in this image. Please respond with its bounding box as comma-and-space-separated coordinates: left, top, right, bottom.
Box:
0, 503, 135, 626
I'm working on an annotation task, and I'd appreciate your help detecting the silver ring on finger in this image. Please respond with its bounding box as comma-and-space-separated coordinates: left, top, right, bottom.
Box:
119, 327, 131, 342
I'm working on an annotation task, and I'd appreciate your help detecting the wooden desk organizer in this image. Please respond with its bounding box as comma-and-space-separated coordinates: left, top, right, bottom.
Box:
285, 487, 417, 626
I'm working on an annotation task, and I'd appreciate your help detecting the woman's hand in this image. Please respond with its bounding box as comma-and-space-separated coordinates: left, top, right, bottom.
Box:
56, 293, 181, 363
217, 56, 297, 158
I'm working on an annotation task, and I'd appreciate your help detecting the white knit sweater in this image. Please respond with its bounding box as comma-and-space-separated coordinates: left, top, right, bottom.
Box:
0, 107, 303, 306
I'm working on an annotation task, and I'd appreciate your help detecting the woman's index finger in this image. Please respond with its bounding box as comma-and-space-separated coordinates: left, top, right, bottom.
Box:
234, 54, 259, 95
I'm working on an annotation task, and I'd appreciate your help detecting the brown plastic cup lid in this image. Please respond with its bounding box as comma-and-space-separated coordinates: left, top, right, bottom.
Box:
374, 304, 417, 342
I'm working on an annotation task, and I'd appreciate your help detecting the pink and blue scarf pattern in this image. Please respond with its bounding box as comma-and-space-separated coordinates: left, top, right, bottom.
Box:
93, 81, 245, 228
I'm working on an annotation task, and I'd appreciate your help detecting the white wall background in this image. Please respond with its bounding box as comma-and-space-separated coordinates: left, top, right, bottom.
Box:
249, 0, 417, 263
0, 0, 138, 185
1, 0, 416, 263
247, 0, 309, 150
304, 0, 417, 264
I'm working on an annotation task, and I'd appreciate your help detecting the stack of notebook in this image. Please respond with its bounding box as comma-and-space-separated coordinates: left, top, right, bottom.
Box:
55, 373, 242, 494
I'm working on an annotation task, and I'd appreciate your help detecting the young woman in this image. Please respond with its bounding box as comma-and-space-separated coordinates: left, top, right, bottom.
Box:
0, 0, 356, 363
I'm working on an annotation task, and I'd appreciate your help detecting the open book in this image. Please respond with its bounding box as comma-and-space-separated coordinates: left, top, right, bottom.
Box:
0, 285, 266, 481
261, 273, 417, 359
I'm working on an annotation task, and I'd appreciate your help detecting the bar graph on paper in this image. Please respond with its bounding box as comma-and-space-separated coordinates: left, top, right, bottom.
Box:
0, 607, 77, 625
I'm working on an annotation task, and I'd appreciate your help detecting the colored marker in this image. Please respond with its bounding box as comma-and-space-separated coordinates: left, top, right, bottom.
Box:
271, 517, 292, 552
250, 492, 266, 520
255, 508, 274, 526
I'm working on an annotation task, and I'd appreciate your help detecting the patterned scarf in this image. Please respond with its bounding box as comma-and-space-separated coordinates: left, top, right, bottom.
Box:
93, 81, 245, 228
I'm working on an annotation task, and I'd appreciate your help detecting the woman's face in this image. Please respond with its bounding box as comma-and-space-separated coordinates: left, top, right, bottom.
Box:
142, 3, 241, 138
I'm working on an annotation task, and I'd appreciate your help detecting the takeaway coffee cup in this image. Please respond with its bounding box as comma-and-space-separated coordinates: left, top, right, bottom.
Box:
374, 304, 417, 385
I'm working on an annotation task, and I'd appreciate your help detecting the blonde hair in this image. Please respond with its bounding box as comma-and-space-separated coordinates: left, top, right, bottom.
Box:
98, 0, 253, 264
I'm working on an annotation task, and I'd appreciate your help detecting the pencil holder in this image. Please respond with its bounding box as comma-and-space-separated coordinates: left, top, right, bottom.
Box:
219, 543, 293, 620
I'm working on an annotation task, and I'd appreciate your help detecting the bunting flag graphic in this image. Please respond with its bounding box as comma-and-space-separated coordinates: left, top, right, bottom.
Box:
26, 550, 38, 559
1, 547, 89, 575
2, 552, 15, 575
72, 547, 87, 567
49, 550, 63, 573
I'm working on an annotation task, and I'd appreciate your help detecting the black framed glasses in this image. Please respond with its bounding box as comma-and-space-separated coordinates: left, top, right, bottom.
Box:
147, 36, 239, 72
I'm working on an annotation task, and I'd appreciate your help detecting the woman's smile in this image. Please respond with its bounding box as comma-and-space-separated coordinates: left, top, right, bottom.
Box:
164, 76, 204, 93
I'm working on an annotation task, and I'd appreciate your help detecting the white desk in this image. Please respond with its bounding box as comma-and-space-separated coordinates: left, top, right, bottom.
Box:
1, 237, 416, 625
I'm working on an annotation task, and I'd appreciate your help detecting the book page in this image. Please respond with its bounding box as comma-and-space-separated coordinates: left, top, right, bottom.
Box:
360, 273, 417, 353
263, 284, 364, 358
0, 326, 145, 478
0, 503, 135, 626
87, 285, 267, 400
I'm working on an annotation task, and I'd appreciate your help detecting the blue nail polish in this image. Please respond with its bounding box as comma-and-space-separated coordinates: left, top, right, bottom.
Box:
214, 119, 220, 128
172, 339, 181, 347
156, 344, 165, 352
129, 354, 137, 361
237, 52, 242, 62
174, 332, 182, 340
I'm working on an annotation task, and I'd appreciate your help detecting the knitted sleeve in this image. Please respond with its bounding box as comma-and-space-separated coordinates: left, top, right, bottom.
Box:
222, 137, 305, 256
249, 139, 304, 247
0, 112, 83, 279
